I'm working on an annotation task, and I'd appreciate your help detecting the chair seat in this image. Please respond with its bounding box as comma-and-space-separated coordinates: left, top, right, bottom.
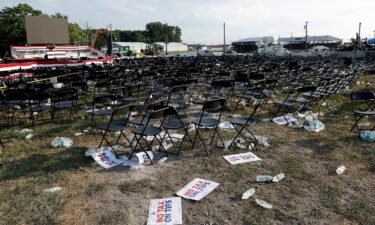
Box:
354, 110, 375, 115
91, 109, 112, 115
32, 104, 50, 112
124, 96, 137, 102
192, 117, 221, 127
131, 126, 162, 136
98, 123, 126, 132
230, 118, 255, 126
162, 119, 188, 129
130, 116, 150, 126
294, 98, 309, 103
54, 101, 74, 109
274, 99, 294, 106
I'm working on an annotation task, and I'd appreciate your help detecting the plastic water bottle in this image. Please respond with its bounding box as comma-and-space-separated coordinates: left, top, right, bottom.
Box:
157, 157, 168, 164
241, 188, 256, 200
272, 173, 285, 183
255, 199, 273, 209
44, 187, 62, 193
256, 175, 273, 182
336, 165, 346, 175
25, 134, 33, 140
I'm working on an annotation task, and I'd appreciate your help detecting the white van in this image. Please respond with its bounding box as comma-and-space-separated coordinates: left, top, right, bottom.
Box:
197, 46, 214, 56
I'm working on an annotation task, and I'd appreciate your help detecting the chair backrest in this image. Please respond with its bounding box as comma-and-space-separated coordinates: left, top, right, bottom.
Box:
202, 98, 226, 112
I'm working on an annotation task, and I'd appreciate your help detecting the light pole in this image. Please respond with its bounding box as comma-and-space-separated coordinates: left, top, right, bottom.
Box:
164, 23, 169, 55
290, 32, 293, 51
304, 21, 309, 51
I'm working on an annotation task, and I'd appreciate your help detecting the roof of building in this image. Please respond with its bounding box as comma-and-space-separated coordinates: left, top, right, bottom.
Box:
153, 42, 188, 47
278, 35, 342, 43
232, 36, 275, 43
113, 42, 148, 46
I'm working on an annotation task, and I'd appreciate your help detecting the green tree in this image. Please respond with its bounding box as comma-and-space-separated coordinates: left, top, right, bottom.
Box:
68, 23, 87, 44
0, 3, 43, 56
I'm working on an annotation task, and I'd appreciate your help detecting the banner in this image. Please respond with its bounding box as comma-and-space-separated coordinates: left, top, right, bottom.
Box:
223, 152, 261, 165
147, 197, 182, 225
176, 178, 219, 201
91, 148, 125, 169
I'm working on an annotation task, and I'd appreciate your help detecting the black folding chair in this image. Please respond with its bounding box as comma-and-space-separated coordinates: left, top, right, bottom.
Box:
161, 106, 193, 155
90, 95, 113, 128
129, 107, 169, 165
97, 104, 134, 154
228, 101, 262, 149
191, 98, 226, 155
350, 92, 375, 134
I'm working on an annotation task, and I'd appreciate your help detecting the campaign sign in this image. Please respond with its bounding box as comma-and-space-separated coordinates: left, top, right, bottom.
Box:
147, 197, 182, 225
272, 115, 297, 125
91, 148, 125, 169
176, 178, 219, 201
223, 152, 261, 165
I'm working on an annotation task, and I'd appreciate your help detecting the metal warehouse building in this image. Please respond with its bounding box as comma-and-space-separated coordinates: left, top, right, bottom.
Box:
278, 35, 342, 50
232, 36, 275, 53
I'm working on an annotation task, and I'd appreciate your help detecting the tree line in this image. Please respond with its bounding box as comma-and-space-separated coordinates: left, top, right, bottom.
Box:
0, 3, 182, 57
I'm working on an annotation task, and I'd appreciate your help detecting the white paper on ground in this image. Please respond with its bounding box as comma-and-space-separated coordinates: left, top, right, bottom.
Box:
223, 152, 261, 165
272, 116, 297, 125
176, 178, 219, 201
91, 148, 125, 169
147, 197, 182, 225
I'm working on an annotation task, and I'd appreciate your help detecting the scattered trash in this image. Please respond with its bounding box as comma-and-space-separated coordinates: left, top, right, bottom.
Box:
255, 199, 273, 209
133, 151, 154, 164
304, 115, 313, 122
227, 114, 242, 118
74, 132, 83, 136
118, 154, 129, 161
219, 122, 234, 129
223, 152, 261, 165
85, 147, 96, 157
321, 102, 327, 106
261, 118, 271, 122
360, 130, 375, 142
129, 165, 144, 170
25, 133, 33, 140
152, 142, 173, 151
256, 175, 273, 182
147, 197, 182, 225
336, 165, 346, 175
304, 120, 325, 132
241, 188, 256, 200
272, 173, 285, 183
254, 135, 269, 147
169, 133, 185, 142
273, 115, 297, 125
51, 137, 73, 147
297, 112, 306, 119
157, 157, 168, 164
83, 129, 90, 133
216, 139, 233, 151
17, 128, 33, 134
176, 178, 219, 201
91, 147, 126, 169
288, 120, 303, 128
44, 187, 62, 193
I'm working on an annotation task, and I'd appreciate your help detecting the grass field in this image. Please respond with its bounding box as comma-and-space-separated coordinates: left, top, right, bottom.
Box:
0, 80, 374, 225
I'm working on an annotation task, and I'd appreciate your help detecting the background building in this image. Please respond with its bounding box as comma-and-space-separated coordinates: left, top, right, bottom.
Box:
152, 42, 188, 53
101, 42, 148, 55
278, 35, 342, 50
232, 36, 275, 53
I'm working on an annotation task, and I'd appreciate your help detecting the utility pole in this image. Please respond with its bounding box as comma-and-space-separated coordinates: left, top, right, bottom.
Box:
223, 22, 226, 55
290, 32, 293, 51
165, 23, 169, 55
304, 21, 309, 51
110, 24, 113, 57
373, 30, 375, 38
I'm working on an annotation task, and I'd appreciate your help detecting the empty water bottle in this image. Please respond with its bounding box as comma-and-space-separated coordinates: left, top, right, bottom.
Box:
256, 175, 273, 182
272, 173, 285, 183
336, 165, 346, 175
241, 188, 256, 200
44, 187, 62, 193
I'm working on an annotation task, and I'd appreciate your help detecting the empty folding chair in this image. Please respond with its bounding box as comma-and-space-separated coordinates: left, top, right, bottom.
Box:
97, 104, 134, 154
228, 101, 262, 149
129, 107, 169, 164
349, 92, 375, 134
160, 106, 193, 155
191, 98, 227, 155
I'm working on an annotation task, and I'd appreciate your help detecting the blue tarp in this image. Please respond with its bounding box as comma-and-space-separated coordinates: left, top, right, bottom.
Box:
368, 38, 375, 45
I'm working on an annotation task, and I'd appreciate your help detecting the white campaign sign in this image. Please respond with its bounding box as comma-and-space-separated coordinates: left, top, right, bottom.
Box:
176, 178, 219, 201
223, 152, 262, 165
147, 197, 182, 225
272, 115, 297, 125
91, 148, 125, 169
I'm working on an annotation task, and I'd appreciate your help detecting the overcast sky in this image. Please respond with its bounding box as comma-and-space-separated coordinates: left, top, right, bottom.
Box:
1, 0, 375, 44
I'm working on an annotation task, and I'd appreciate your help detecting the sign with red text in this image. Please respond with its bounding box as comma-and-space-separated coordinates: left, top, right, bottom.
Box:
147, 197, 182, 225
223, 152, 261, 165
176, 178, 219, 201
91, 148, 125, 169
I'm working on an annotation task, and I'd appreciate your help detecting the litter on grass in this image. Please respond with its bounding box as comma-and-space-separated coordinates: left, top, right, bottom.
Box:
336, 165, 346, 175
223, 152, 261, 165
304, 120, 325, 132
256, 175, 274, 182
176, 178, 219, 201
25, 133, 33, 140
147, 197, 182, 225
51, 137, 73, 147
241, 188, 256, 200
272, 173, 285, 183
272, 115, 297, 125
360, 130, 375, 142
256, 199, 273, 209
